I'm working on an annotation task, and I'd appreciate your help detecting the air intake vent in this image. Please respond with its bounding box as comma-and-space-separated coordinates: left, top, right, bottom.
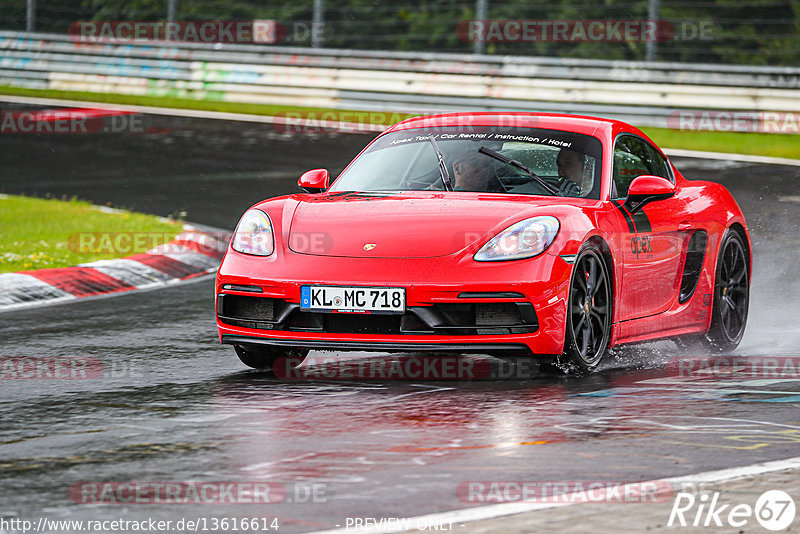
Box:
222, 294, 275, 321
679, 231, 707, 304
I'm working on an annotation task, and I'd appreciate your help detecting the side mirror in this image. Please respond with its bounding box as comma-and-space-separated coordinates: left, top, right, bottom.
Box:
624, 175, 675, 213
298, 169, 329, 193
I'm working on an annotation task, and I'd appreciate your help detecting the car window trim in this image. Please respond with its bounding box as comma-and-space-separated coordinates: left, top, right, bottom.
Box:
610, 132, 675, 200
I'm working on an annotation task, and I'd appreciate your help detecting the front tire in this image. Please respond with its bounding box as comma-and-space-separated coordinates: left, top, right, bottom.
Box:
234, 345, 309, 374
704, 230, 749, 351
563, 247, 613, 373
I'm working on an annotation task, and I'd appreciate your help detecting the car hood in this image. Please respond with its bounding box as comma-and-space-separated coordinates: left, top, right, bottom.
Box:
287, 191, 567, 258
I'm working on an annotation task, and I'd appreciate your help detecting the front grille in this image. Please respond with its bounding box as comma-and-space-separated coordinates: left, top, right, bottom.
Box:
222, 294, 275, 321
218, 294, 538, 336
426, 303, 537, 335
476, 302, 521, 325
217, 294, 294, 330
325, 313, 402, 334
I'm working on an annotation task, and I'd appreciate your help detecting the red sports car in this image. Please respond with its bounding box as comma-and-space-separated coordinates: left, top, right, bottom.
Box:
216, 113, 751, 373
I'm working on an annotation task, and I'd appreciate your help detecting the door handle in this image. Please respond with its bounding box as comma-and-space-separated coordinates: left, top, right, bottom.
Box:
678, 221, 694, 231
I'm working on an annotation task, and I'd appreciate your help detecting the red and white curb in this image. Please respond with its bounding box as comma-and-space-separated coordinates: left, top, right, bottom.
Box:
0, 224, 230, 312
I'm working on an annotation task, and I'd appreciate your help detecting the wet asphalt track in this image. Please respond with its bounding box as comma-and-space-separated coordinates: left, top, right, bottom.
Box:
2, 111, 800, 532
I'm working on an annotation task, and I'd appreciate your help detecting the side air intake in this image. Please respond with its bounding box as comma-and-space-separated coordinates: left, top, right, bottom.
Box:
679, 231, 708, 304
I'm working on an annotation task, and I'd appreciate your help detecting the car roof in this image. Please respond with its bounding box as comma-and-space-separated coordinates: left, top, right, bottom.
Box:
384, 112, 626, 138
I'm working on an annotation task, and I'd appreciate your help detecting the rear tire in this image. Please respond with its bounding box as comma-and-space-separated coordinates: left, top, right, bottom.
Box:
234, 345, 309, 374
704, 230, 749, 352
563, 247, 613, 373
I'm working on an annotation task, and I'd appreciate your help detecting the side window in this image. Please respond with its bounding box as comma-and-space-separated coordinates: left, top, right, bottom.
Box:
612, 135, 669, 198
646, 144, 671, 181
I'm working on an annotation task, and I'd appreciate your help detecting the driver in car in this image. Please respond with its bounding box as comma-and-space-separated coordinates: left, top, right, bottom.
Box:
552, 147, 584, 197
452, 152, 505, 193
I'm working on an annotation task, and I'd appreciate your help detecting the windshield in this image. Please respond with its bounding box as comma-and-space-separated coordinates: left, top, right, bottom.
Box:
329, 127, 603, 199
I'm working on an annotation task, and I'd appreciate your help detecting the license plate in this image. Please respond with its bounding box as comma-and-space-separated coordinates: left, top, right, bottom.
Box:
300, 286, 406, 314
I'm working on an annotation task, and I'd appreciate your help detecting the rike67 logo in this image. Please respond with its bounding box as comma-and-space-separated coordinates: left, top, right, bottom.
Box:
668, 489, 796, 531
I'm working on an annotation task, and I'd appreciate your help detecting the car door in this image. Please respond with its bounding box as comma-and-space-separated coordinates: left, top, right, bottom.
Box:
611, 135, 693, 321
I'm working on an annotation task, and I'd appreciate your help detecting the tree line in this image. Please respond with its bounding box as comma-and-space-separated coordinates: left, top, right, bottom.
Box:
1, 0, 798, 65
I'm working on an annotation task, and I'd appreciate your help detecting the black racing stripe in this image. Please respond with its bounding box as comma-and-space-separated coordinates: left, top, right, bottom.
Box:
632, 208, 651, 233
611, 200, 636, 233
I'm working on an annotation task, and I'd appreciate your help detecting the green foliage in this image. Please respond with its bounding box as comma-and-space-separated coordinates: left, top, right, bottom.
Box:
0, 194, 181, 273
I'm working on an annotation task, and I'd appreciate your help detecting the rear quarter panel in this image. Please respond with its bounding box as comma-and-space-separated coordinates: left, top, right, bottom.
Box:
679, 174, 752, 271
673, 171, 752, 334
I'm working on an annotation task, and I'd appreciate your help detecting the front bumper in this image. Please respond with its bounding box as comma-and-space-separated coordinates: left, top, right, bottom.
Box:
221, 335, 533, 355
216, 249, 572, 356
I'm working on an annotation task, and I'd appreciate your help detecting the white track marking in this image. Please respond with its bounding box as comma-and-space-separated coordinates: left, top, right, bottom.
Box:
309, 456, 800, 534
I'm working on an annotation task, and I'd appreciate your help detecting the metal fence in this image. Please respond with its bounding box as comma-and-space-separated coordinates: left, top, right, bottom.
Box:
3, 31, 800, 130
2, 0, 800, 65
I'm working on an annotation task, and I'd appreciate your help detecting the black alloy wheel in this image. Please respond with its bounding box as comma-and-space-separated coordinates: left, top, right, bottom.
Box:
564, 247, 613, 372
705, 230, 749, 351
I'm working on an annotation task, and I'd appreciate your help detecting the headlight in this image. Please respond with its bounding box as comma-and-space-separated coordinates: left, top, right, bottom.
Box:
474, 216, 560, 261
231, 209, 274, 256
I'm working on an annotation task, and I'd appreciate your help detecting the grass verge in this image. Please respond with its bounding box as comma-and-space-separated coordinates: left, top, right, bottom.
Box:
640, 127, 800, 160
2, 85, 800, 158
0, 194, 182, 273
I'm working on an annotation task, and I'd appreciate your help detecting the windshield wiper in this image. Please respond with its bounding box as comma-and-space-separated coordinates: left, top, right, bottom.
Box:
477, 146, 559, 196
428, 134, 453, 191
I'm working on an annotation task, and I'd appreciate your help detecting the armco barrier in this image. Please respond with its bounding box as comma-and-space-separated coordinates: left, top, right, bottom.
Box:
2, 31, 800, 129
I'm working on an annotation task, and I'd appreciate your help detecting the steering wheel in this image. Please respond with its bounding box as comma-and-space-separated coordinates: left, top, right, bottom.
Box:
402, 169, 442, 190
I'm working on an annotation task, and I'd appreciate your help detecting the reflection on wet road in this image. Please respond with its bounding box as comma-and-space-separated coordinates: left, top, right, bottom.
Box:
2, 114, 800, 531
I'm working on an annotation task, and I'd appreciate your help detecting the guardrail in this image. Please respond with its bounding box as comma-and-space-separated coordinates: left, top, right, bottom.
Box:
2, 31, 800, 130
